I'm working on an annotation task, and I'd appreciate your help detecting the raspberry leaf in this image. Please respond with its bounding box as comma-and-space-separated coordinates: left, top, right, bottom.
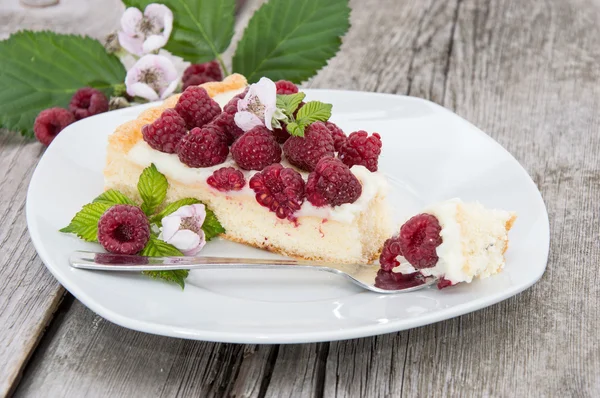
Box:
93, 190, 135, 206
150, 198, 201, 226
286, 122, 304, 138
203, 208, 226, 241
59, 202, 112, 242
0, 31, 126, 137
140, 237, 188, 289
138, 164, 168, 216
123, 0, 235, 68
296, 101, 332, 125
276, 93, 306, 117
233, 0, 351, 83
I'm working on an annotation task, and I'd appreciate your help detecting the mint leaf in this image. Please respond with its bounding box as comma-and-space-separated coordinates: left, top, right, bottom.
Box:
276, 93, 306, 117
150, 198, 201, 226
140, 237, 188, 289
0, 31, 126, 137
296, 101, 332, 125
203, 208, 225, 241
137, 164, 168, 216
93, 190, 134, 206
123, 0, 236, 66
60, 202, 112, 242
232, 0, 351, 83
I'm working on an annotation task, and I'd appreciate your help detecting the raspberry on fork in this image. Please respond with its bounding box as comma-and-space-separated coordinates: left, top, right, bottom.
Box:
306, 157, 362, 207
97, 205, 150, 255
249, 163, 305, 220
231, 126, 282, 170
175, 86, 221, 129
34, 107, 76, 146
398, 213, 443, 269
177, 125, 229, 168
379, 236, 403, 271
69, 87, 109, 120
338, 130, 382, 172
207, 167, 246, 191
142, 109, 187, 153
283, 121, 334, 171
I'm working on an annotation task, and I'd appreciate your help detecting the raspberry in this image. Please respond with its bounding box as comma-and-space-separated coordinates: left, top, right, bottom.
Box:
208, 112, 244, 145
177, 126, 229, 168
275, 80, 299, 94
379, 236, 403, 271
98, 205, 150, 255
249, 163, 305, 220
223, 88, 249, 115
142, 109, 187, 153
306, 157, 362, 207
338, 131, 382, 172
398, 213, 442, 269
207, 167, 246, 191
231, 126, 282, 170
325, 121, 347, 152
182, 74, 214, 90
69, 87, 109, 120
182, 61, 223, 86
437, 277, 454, 289
175, 86, 221, 129
33, 107, 75, 146
374, 269, 425, 290
283, 122, 334, 171
272, 124, 291, 144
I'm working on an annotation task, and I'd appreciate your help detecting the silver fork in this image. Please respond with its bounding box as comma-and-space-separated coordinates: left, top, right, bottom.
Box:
70, 251, 435, 294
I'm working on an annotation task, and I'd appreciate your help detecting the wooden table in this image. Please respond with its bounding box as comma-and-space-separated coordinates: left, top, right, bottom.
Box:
2, 0, 599, 396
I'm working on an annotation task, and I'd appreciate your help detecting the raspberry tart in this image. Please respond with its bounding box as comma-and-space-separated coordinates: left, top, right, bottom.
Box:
104, 74, 394, 263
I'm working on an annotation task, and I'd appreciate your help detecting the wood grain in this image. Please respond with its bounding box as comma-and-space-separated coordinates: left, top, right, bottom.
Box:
7, 0, 600, 397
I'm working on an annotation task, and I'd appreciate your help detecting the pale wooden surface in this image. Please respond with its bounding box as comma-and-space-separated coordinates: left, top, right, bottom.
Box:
2, 0, 600, 397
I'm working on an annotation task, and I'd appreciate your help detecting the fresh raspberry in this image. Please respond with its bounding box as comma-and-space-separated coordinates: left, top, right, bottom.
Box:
283, 122, 334, 171
69, 87, 109, 120
338, 131, 382, 172
379, 236, 403, 271
33, 107, 75, 146
437, 277, 454, 289
374, 269, 425, 290
325, 121, 347, 152
398, 213, 442, 269
249, 163, 305, 220
175, 86, 221, 129
95, 252, 148, 265
182, 61, 223, 86
207, 167, 246, 191
207, 112, 244, 145
97, 205, 150, 255
182, 74, 213, 90
306, 157, 362, 207
177, 126, 229, 168
142, 109, 187, 153
272, 124, 291, 144
275, 80, 299, 94
223, 88, 249, 115
231, 126, 282, 170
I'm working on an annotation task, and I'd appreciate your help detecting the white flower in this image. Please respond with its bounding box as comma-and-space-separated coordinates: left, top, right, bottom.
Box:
159, 204, 207, 256
118, 4, 173, 56
125, 54, 178, 101
157, 49, 190, 82
235, 77, 278, 131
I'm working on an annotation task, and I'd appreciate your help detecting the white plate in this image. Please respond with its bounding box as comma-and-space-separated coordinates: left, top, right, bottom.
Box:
26, 90, 549, 344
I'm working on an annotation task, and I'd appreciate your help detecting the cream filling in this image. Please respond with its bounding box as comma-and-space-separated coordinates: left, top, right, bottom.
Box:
212, 87, 246, 108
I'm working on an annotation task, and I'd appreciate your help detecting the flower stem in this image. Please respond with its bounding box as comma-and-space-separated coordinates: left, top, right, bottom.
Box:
216, 54, 230, 76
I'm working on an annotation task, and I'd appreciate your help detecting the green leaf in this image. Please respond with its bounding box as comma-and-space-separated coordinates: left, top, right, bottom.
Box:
276, 93, 306, 116
232, 0, 351, 83
0, 31, 126, 137
93, 189, 135, 206
150, 198, 201, 226
137, 164, 168, 216
203, 207, 225, 241
286, 122, 304, 137
123, 0, 236, 65
140, 237, 188, 289
296, 101, 332, 125
59, 202, 112, 242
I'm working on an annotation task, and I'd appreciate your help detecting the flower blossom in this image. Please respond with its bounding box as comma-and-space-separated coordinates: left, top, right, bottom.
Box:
118, 4, 173, 56
235, 77, 284, 132
159, 204, 207, 256
125, 54, 178, 101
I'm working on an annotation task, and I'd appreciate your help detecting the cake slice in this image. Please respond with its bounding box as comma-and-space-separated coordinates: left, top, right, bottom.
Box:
380, 198, 516, 287
104, 74, 394, 263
